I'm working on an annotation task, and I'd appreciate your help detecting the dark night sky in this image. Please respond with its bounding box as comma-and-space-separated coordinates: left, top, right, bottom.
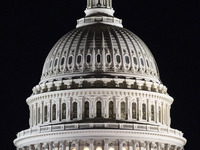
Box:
1, 0, 199, 149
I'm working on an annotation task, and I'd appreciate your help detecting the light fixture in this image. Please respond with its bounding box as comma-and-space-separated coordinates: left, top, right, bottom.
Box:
109, 147, 115, 150
96, 146, 102, 150
84, 147, 90, 150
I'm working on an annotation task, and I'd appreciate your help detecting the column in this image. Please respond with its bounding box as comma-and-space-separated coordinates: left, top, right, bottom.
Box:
49, 142, 53, 150
118, 140, 123, 150
165, 144, 171, 150
128, 141, 133, 150
145, 142, 150, 150
29, 105, 33, 127
104, 139, 109, 150
137, 98, 141, 121
155, 100, 158, 123
78, 97, 83, 120
115, 97, 120, 119
41, 101, 44, 124
132, 141, 137, 150
90, 97, 95, 118
126, 97, 129, 120
48, 100, 52, 122
75, 140, 79, 150
161, 102, 164, 124
90, 140, 95, 150
53, 142, 59, 150
147, 99, 150, 122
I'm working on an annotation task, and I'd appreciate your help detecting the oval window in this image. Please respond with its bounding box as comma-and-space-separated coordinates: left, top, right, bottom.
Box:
140, 58, 144, 66
146, 59, 149, 67
97, 54, 101, 63
77, 55, 82, 64
133, 57, 137, 65
49, 60, 52, 68
116, 55, 121, 63
54, 58, 58, 67
61, 57, 65, 66
68, 56, 73, 65
125, 56, 130, 64
107, 54, 111, 63
86, 55, 91, 63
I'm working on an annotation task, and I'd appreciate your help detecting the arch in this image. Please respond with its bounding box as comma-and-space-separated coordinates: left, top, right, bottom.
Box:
52, 104, 56, 121
109, 101, 114, 118
62, 103, 66, 120
121, 101, 126, 119
73, 102, 78, 119
44, 105, 48, 122
96, 101, 102, 118
142, 103, 147, 120
132, 102, 137, 119
151, 105, 155, 121
84, 101, 90, 119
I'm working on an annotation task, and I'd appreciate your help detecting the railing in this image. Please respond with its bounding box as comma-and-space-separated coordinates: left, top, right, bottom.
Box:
17, 123, 183, 138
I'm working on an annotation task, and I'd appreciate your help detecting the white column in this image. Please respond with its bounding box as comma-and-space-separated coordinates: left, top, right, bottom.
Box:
132, 141, 137, 150
104, 139, 109, 150
155, 100, 158, 123
147, 99, 150, 122
78, 97, 83, 120
48, 100, 52, 122
119, 140, 123, 150
137, 98, 141, 121
49, 142, 53, 150
145, 142, 150, 150
90, 140, 95, 150
75, 140, 79, 150
161, 102, 164, 124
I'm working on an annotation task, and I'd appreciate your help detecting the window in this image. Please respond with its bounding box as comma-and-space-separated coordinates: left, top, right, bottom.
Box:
159, 106, 161, 122
109, 101, 114, 118
96, 101, 102, 118
38, 107, 40, 124
68, 56, 73, 65
151, 105, 155, 121
146, 59, 149, 67
61, 57, 65, 66
125, 56, 130, 64
77, 55, 82, 64
97, 54, 101, 63
49, 60, 52, 68
140, 58, 144, 66
62, 103, 66, 120
133, 57, 137, 65
52, 104, 56, 121
121, 102, 126, 119
107, 54, 111, 63
73, 102, 78, 119
86, 54, 91, 63
54, 58, 58, 67
142, 104, 146, 120
84, 101, 89, 119
44, 105, 48, 122
132, 102, 136, 119
116, 55, 121, 63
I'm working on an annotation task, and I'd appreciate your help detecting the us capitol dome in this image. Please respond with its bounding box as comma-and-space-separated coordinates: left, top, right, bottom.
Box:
14, 0, 187, 150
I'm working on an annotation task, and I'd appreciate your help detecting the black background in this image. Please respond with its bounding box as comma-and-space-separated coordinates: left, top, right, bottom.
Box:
1, 0, 199, 149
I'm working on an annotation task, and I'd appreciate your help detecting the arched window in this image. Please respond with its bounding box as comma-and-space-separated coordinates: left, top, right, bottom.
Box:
68, 56, 73, 65
77, 55, 82, 64
116, 55, 121, 63
84, 101, 89, 119
61, 57, 65, 66
151, 105, 155, 121
121, 101, 126, 119
125, 56, 130, 64
52, 104, 56, 121
132, 102, 136, 119
73, 102, 78, 119
86, 54, 91, 63
142, 104, 146, 120
140, 58, 144, 66
62, 103, 66, 120
146, 59, 150, 67
133, 57, 137, 65
107, 54, 111, 63
159, 106, 161, 122
38, 107, 40, 124
96, 101, 102, 118
109, 101, 114, 118
49, 60, 52, 68
44, 105, 48, 122
54, 58, 58, 67
97, 54, 101, 63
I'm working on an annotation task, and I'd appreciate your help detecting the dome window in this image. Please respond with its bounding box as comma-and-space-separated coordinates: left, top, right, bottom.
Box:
77, 55, 82, 64
142, 103, 147, 120
116, 55, 121, 63
68, 56, 73, 65
146, 59, 150, 67
107, 54, 111, 63
96, 101, 102, 118
133, 57, 137, 65
49, 60, 52, 68
54, 58, 58, 67
125, 56, 130, 64
97, 54, 101, 63
52, 104, 56, 121
84, 101, 89, 119
86, 54, 91, 63
72, 102, 78, 119
62, 103, 66, 120
140, 58, 144, 66
61, 57, 65, 66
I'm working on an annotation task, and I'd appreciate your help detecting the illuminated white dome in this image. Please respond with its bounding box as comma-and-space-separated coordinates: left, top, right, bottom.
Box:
14, 0, 186, 150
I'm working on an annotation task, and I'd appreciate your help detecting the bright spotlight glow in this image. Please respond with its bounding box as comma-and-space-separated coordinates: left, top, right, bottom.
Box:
84, 147, 90, 150
122, 147, 127, 150
109, 147, 115, 150
96, 147, 102, 150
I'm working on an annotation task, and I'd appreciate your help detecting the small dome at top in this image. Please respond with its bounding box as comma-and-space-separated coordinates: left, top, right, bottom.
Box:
40, 24, 160, 84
